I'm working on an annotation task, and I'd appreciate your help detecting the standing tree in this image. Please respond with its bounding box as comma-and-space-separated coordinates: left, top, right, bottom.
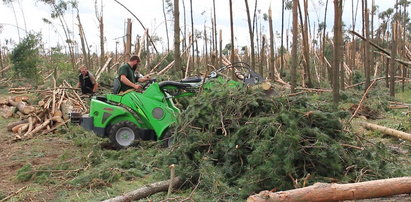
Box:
291, 0, 298, 93
280, 0, 285, 76
229, 0, 235, 65
245, 0, 256, 71
363, 0, 371, 90
174, 0, 182, 77
390, 20, 398, 97
11, 33, 41, 85
95, 0, 105, 69
268, 5, 275, 80
302, 0, 313, 87
333, 0, 343, 104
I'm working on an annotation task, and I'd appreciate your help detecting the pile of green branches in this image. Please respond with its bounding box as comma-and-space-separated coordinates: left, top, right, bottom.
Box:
158, 83, 403, 199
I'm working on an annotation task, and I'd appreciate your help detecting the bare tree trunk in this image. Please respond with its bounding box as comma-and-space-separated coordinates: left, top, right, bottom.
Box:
219, 29, 223, 67
302, 0, 312, 87
291, 0, 298, 93
190, 0, 195, 70
229, 0, 235, 65
95, 0, 105, 69
245, 0, 256, 70
204, 25, 209, 66
174, 0, 182, 78
125, 18, 132, 61
280, 0, 285, 76
182, 0, 187, 52
269, 5, 275, 80
99, 16, 105, 67
213, 0, 218, 56
364, 4, 371, 91
162, 0, 170, 52
323, 0, 330, 83
333, 0, 342, 104
350, 0, 359, 86
77, 12, 90, 68
260, 35, 265, 78
390, 21, 398, 97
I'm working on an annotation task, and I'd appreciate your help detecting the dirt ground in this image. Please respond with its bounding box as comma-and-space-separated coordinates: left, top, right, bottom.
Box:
0, 117, 77, 201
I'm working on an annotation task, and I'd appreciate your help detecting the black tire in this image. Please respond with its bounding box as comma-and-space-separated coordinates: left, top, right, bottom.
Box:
161, 129, 174, 148
108, 121, 140, 149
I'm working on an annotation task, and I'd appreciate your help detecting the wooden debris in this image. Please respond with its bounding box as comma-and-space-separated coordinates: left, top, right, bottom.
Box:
3, 81, 87, 139
102, 177, 183, 202
360, 121, 411, 141
247, 177, 411, 202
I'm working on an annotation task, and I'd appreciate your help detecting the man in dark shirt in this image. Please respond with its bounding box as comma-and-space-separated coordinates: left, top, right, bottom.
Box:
77, 66, 98, 94
118, 55, 150, 93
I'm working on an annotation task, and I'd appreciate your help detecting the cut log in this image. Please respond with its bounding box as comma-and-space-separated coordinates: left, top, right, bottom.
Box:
23, 117, 34, 137
8, 99, 35, 115
25, 119, 51, 138
7, 119, 29, 131
12, 123, 27, 133
2, 106, 16, 118
13, 95, 29, 102
247, 177, 411, 202
360, 122, 411, 141
102, 177, 183, 202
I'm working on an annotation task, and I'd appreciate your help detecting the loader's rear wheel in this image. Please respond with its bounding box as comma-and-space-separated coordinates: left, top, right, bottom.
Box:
108, 121, 139, 149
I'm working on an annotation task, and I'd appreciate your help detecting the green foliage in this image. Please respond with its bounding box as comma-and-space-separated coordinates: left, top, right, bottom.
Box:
155, 83, 404, 199
11, 33, 42, 85
16, 164, 34, 182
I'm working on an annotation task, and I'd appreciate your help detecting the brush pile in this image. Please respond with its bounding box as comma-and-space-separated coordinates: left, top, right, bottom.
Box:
158, 83, 403, 200
2, 80, 87, 140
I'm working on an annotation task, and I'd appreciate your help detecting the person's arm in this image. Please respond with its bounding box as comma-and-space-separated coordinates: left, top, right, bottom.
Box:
76, 82, 81, 88
120, 75, 142, 90
89, 73, 98, 93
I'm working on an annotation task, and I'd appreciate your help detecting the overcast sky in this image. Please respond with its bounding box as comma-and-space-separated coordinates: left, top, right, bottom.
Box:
0, 0, 396, 53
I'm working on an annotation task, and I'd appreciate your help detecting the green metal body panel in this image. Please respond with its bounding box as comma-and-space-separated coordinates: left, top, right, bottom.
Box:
88, 83, 180, 140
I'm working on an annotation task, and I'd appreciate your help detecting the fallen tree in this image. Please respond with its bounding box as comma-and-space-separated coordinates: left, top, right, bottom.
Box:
360, 121, 411, 141
102, 177, 183, 202
247, 177, 411, 202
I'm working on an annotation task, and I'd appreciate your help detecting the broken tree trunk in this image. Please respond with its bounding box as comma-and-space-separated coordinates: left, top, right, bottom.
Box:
102, 177, 183, 202
359, 121, 411, 141
247, 177, 411, 202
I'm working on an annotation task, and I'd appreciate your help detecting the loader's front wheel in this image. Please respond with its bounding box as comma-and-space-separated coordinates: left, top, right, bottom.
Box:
108, 121, 139, 149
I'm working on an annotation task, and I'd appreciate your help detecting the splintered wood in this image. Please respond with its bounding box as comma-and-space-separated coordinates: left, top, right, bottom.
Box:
2, 81, 87, 140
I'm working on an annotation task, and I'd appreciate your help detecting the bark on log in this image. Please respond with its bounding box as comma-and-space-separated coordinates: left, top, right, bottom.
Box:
247, 177, 411, 202
8, 99, 35, 115
12, 123, 27, 133
7, 119, 29, 131
102, 177, 183, 202
25, 119, 51, 138
360, 122, 411, 141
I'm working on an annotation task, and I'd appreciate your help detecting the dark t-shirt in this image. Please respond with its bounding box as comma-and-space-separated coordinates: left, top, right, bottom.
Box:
78, 72, 95, 94
118, 63, 140, 92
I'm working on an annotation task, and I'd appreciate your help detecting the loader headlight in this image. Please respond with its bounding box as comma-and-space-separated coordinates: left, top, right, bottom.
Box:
152, 107, 164, 120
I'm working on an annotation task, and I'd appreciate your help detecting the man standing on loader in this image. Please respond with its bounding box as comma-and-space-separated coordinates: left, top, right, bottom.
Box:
117, 55, 150, 94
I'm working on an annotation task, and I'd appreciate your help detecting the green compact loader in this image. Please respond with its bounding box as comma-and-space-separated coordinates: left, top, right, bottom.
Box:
71, 62, 264, 148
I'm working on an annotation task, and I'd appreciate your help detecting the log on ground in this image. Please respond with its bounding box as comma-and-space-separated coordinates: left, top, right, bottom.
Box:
102, 177, 183, 202
360, 121, 411, 141
247, 177, 411, 202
